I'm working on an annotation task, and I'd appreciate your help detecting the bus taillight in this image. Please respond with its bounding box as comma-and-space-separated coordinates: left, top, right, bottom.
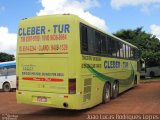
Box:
69, 79, 76, 94
16, 76, 19, 90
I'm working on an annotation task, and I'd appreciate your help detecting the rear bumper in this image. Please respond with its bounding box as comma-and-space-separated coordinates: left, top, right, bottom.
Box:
16, 90, 83, 110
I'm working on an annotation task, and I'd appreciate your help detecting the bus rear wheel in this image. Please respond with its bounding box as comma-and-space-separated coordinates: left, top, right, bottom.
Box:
3, 82, 11, 92
112, 81, 119, 99
102, 83, 111, 103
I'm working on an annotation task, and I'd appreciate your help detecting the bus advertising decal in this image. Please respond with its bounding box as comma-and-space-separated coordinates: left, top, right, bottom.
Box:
22, 77, 64, 82
18, 24, 70, 37
84, 62, 134, 85
18, 24, 70, 54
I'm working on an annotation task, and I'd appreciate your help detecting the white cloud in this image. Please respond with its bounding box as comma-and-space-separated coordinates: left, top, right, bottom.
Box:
111, 0, 160, 13
150, 24, 160, 40
0, 27, 17, 52
37, 0, 108, 31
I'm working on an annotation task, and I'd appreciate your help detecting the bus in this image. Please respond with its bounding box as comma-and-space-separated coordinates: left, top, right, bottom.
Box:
146, 66, 160, 77
139, 59, 160, 78
16, 14, 140, 109
139, 59, 146, 78
0, 61, 16, 92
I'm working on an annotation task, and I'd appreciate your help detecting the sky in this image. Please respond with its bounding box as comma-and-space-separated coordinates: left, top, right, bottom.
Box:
0, 0, 160, 55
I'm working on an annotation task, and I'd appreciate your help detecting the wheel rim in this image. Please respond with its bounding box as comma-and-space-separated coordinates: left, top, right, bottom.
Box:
105, 85, 110, 99
5, 85, 9, 90
3, 83, 10, 92
113, 83, 118, 92
112, 82, 119, 98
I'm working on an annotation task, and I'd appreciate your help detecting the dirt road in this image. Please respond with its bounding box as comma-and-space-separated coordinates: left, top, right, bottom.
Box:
0, 81, 160, 120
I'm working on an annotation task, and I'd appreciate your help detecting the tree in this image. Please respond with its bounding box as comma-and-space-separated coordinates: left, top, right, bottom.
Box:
113, 27, 160, 66
0, 52, 15, 62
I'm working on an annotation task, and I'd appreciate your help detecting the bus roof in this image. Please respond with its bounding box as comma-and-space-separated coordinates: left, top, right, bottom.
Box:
0, 61, 16, 67
21, 14, 138, 49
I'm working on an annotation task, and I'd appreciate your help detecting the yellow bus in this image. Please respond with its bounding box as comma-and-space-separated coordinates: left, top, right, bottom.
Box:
16, 14, 140, 110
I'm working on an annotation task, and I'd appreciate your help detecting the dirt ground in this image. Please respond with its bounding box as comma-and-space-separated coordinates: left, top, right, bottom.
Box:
0, 81, 160, 120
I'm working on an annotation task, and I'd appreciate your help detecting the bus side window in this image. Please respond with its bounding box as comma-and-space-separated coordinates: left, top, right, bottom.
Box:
116, 41, 120, 58
126, 45, 129, 58
130, 48, 134, 59
87, 28, 94, 54
0, 68, 2, 76
128, 46, 131, 59
123, 44, 126, 58
80, 25, 88, 52
0, 67, 7, 76
107, 36, 112, 56
101, 35, 107, 55
112, 39, 117, 57
7, 66, 16, 76
119, 42, 123, 58
95, 32, 101, 54
80, 24, 94, 54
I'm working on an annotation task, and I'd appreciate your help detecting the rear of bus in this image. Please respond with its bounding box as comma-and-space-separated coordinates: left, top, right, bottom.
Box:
16, 14, 82, 109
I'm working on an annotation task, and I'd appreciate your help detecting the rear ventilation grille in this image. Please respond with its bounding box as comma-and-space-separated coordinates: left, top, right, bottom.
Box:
83, 78, 92, 102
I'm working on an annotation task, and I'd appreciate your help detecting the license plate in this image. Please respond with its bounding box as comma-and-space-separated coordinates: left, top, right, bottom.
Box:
37, 96, 47, 102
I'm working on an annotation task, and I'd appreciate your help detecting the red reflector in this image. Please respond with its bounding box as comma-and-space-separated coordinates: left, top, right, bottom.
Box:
64, 96, 68, 98
69, 79, 76, 94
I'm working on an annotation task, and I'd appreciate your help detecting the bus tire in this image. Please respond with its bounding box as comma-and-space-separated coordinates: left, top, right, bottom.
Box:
112, 81, 119, 99
102, 82, 111, 104
133, 75, 138, 87
3, 82, 11, 92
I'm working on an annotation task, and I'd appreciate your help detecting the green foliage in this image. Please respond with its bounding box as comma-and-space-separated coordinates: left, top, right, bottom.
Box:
0, 52, 15, 62
114, 27, 160, 66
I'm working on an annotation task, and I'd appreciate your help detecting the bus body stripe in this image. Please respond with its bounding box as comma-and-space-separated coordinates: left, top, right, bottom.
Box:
18, 52, 68, 55
22, 77, 64, 82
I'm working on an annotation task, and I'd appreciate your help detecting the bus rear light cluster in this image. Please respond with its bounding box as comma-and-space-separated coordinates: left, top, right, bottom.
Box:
68, 78, 76, 94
